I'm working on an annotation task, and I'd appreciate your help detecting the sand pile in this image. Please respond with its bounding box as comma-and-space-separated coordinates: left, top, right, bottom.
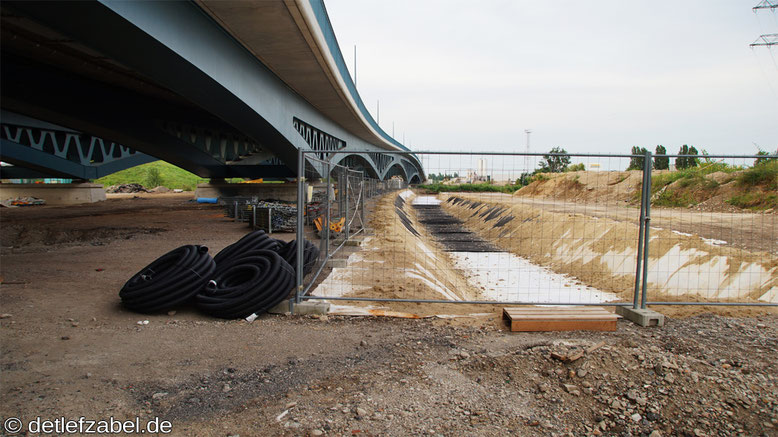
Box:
312, 190, 489, 315
515, 171, 643, 203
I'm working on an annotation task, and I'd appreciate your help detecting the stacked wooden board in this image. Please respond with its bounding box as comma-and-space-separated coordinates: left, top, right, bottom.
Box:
503, 307, 620, 332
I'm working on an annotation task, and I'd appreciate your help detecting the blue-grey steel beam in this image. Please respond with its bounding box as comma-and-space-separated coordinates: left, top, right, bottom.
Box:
0, 0, 424, 181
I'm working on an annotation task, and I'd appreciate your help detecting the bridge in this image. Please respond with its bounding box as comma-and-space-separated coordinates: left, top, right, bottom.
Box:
0, 0, 424, 186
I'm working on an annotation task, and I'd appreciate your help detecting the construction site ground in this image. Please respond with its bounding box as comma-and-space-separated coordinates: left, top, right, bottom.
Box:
1, 192, 777, 436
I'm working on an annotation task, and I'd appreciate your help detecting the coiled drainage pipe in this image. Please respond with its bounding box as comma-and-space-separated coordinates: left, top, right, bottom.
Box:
213, 230, 281, 264
119, 245, 216, 313
196, 250, 295, 319
277, 239, 320, 276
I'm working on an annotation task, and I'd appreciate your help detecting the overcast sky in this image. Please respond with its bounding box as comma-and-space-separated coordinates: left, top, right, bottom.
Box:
325, 0, 778, 156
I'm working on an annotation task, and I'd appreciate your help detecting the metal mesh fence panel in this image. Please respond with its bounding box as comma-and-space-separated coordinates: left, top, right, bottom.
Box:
300, 151, 649, 308
296, 151, 777, 309
642, 155, 777, 306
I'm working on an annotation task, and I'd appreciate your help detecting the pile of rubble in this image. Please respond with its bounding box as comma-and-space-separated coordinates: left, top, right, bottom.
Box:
106, 184, 150, 193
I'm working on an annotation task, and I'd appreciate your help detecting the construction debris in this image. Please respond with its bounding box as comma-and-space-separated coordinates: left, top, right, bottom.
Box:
1, 196, 46, 207
106, 184, 149, 193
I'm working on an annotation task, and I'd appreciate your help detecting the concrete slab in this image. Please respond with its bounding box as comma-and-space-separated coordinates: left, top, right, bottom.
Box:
0, 183, 106, 205
266, 299, 294, 315
292, 301, 330, 316
616, 306, 665, 327
266, 299, 331, 316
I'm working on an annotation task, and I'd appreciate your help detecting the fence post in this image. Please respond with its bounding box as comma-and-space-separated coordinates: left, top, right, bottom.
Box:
640, 150, 653, 309
360, 173, 365, 232
324, 161, 331, 261
344, 171, 350, 241
632, 154, 649, 310
295, 148, 305, 306
338, 170, 344, 224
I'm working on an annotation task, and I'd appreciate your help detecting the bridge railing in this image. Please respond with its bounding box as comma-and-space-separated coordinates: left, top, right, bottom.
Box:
294, 150, 777, 313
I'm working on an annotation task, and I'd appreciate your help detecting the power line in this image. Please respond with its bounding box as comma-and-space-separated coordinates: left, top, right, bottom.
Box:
750, 33, 778, 47
753, 0, 778, 10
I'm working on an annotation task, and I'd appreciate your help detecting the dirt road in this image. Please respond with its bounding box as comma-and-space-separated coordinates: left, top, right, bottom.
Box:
1, 195, 777, 436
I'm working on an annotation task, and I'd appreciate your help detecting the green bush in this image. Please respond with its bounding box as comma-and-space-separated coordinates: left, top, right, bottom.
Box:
146, 167, 164, 188
736, 160, 778, 190
650, 162, 739, 195
653, 190, 698, 207
727, 193, 778, 210
418, 182, 522, 194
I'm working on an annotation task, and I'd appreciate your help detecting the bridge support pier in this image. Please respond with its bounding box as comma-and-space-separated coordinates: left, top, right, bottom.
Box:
195, 182, 311, 202
0, 183, 106, 205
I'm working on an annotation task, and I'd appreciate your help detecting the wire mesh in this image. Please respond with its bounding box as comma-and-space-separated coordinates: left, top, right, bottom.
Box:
642, 155, 777, 305
296, 151, 777, 308
301, 151, 645, 307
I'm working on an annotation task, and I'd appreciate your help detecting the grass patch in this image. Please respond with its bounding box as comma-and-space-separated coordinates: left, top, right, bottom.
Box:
418, 182, 522, 194
727, 193, 778, 210
736, 160, 778, 190
653, 190, 699, 207
650, 162, 738, 195
94, 161, 211, 191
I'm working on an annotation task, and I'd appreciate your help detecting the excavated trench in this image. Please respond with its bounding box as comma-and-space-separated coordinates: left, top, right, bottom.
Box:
411, 203, 500, 252
408, 194, 617, 303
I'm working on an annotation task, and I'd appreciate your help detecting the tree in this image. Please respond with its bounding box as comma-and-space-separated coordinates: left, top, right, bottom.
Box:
755, 147, 777, 166
565, 163, 586, 172
675, 145, 699, 170
654, 145, 669, 170
538, 147, 571, 173
688, 146, 699, 168
627, 146, 648, 170
146, 167, 164, 188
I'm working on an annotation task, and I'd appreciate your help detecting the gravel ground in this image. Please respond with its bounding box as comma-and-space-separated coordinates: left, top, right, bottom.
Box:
1, 194, 776, 436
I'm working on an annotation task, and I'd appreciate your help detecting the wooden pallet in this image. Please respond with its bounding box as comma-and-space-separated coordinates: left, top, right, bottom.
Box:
503, 307, 620, 332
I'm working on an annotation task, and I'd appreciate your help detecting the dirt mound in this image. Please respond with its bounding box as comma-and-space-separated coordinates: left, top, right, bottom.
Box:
515, 171, 643, 204
514, 168, 777, 213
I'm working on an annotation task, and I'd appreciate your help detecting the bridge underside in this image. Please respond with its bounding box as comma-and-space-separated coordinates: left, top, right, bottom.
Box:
0, 1, 424, 183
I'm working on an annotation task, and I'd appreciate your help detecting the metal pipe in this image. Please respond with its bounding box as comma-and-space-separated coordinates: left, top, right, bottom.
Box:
359, 172, 365, 232
324, 160, 331, 261
295, 147, 305, 306
300, 295, 634, 306
640, 150, 653, 309
344, 171, 350, 241
303, 150, 766, 159
646, 302, 778, 306
632, 155, 648, 309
